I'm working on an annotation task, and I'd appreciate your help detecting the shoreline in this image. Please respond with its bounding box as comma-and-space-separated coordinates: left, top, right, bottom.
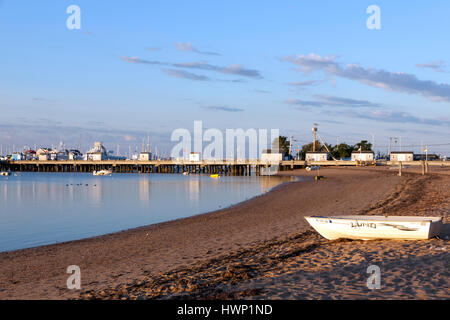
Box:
1, 167, 448, 299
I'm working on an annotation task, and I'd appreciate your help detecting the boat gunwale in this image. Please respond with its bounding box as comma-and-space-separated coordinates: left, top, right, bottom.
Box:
305, 215, 443, 223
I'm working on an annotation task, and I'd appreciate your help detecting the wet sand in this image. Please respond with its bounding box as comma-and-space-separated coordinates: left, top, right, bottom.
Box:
0, 167, 448, 300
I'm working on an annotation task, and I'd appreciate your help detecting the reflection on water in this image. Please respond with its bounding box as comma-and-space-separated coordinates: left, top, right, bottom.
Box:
139, 179, 151, 206
0, 173, 295, 252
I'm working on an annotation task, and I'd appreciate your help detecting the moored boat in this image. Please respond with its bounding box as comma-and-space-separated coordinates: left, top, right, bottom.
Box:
210, 174, 220, 179
0, 171, 11, 176
93, 169, 112, 176
305, 215, 442, 240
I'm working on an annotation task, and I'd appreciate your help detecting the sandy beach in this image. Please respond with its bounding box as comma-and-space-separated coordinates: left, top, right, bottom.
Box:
0, 167, 448, 300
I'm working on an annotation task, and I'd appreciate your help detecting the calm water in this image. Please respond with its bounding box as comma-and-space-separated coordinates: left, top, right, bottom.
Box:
0, 172, 295, 252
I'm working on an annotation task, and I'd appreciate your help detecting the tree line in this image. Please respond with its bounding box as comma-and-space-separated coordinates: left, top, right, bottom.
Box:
274, 136, 374, 160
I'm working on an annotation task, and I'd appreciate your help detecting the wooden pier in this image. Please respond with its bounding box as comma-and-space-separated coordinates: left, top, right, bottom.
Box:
1, 160, 306, 176
1, 160, 449, 175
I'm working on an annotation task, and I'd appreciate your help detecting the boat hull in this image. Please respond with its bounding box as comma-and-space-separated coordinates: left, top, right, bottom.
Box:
93, 170, 112, 176
305, 215, 442, 240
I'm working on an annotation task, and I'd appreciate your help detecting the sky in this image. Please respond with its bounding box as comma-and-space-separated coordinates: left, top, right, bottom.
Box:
1, 0, 449, 156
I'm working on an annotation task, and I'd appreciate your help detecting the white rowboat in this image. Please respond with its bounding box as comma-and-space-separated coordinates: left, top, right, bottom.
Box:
93, 170, 112, 176
305, 215, 442, 240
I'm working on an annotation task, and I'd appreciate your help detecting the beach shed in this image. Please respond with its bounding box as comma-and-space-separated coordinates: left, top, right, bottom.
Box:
261, 149, 282, 164
390, 151, 414, 162
189, 152, 201, 162
139, 152, 152, 161
351, 150, 375, 161
305, 151, 330, 162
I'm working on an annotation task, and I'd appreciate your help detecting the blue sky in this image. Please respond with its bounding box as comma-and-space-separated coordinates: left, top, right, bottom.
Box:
1, 0, 449, 156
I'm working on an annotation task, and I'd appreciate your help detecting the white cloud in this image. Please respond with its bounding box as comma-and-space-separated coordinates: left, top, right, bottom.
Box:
282, 54, 450, 102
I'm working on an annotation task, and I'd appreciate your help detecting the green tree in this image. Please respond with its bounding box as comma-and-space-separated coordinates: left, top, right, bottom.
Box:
331, 143, 356, 159
272, 136, 290, 157
354, 140, 373, 151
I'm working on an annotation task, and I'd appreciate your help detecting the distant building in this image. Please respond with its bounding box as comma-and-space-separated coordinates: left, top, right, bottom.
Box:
36, 148, 52, 160
390, 151, 414, 162
86, 152, 103, 161
49, 150, 58, 161
139, 152, 152, 161
39, 154, 49, 161
305, 151, 330, 162
86, 142, 108, 161
11, 152, 23, 161
351, 150, 375, 161
56, 150, 69, 160
23, 150, 36, 160
68, 150, 83, 160
261, 149, 282, 163
189, 152, 201, 162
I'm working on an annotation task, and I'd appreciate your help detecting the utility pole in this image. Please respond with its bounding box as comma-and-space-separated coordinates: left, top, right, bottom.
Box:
312, 123, 318, 152
421, 139, 424, 159
371, 133, 375, 152
289, 135, 293, 157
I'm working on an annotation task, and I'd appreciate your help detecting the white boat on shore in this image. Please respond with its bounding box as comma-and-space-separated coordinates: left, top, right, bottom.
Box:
93, 169, 112, 176
305, 215, 443, 240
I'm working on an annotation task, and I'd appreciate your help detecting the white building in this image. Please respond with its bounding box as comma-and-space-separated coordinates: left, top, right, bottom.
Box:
261, 149, 282, 164
351, 151, 375, 161
139, 152, 152, 161
86, 142, 108, 161
189, 152, 201, 162
390, 151, 414, 162
36, 148, 51, 161
305, 152, 330, 162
